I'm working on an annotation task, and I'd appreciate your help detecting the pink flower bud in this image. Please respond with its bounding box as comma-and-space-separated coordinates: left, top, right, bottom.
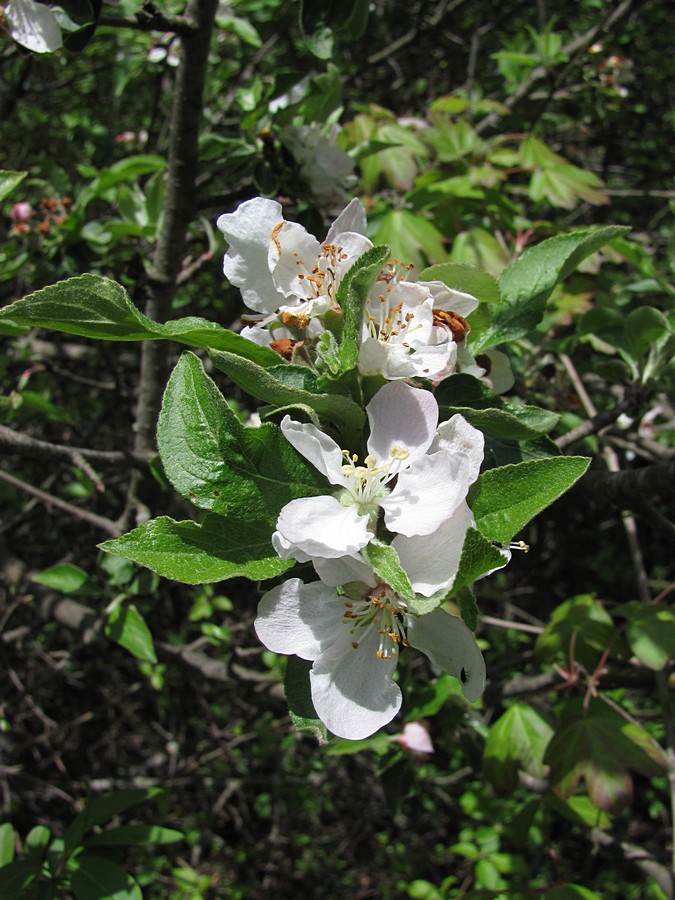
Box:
398, 721, 434, 754
11, 202, 32, 223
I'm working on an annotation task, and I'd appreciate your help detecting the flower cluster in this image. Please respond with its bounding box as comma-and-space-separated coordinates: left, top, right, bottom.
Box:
218, 197, 512, 740
217, 197, 511, 388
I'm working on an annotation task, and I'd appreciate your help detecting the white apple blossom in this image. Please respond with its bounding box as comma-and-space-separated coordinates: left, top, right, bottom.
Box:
254, 576, 486, 740
280, 123, 356, 206
217, 197, 372, 347
272, 381, 484, 562
456, 346, 515, 394
358, 258, 481, 382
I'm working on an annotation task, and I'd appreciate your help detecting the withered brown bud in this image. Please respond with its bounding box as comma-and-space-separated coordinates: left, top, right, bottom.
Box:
280, 309, 310, 330
433, 310, 471, 343
270, 338, 298, 360
474, 353, 492, 375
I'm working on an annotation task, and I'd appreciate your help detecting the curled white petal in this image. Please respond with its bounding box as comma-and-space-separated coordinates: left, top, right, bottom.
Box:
6, 0, 62, 52
407, 609, 486, 703
217, 198, 284, 313
312, 553, 378, 588
325, 197, 368, 241
422, 280, 479, 318
274, 495, 373, 559
280, 416, 346, 485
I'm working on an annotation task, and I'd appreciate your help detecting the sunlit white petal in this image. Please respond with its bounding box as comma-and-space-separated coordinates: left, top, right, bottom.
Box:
407, 609, 486, 703
254, 578, 345, 659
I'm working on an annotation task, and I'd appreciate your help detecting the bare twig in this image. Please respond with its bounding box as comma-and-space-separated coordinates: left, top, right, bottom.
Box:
559, 354, 653, 601
98, 9, 198, 37
0, 425, 150, 468
555, 391, 639, 449
0, 469, 121, 537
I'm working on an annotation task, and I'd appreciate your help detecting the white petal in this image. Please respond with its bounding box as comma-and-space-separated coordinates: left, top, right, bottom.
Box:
381, 449, 473, 536
366, 381, 439, 463
280, 416, 346, 485
392, 502, 474, 596
430, 415, 484, 486
275, 496, 373, 559
311, 626, 401, 739
325, 198, 368, 242
407, 609, 486, 703
485, 350, 515, 394
333, 232, 373, 279
6, 0, 62, 52
421, 280, 479, 318
313, 553, 378, 588
217, 198, 284, 313
254, 578, 344, 659
269, 222, 322, 300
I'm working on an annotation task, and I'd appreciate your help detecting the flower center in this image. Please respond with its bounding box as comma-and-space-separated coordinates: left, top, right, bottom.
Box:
290, 242, 350, 304
339, 446, 410, 507
343, 586, 409, 660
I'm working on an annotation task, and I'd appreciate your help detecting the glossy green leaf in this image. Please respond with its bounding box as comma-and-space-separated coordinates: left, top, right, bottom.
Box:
0, 170, 27, 203
158, 353, 327, 522
100, 515, 293, 584
105, 603, 157, 663
31, 562, 88, 593
472, 227, 630, 350
70, 854, 142, 900
470, 456, 590, 543
545, 700, 667, 813
0, 274, 281, 366
484, 703, 554, 790
613, 601, 675, 671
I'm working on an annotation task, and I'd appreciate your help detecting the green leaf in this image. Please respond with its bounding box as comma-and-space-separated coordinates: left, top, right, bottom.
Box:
624, 306, 671, 358
470, 456, 590, 543
208, 348, 365, 444
441, 405, 559, 441
337, 244, 390, 372
0, 859, 40, 895
472, 227, 630, 350
63, 789, 163, 858
613, 601, 675, 671
70, 854, 142, 900
0, 275, 281, 365
0, 824, 14, 867
285, 657, 328, 742
371, 209, 445, 269
31, 562, 89, 593
536, 594, 614, 671
158, 353, 327, 521
84, 825, 183, 847
451, 528, 508, 595
544, 700, 667, 814
418, 262, 500, 305
362, 540, 415, 601
483, 703, 554, 791
105, 603, 157, 663
24, 826, 51, 863
457, 585, 479, 632
0, 170, 27, 203
100, 515, 294, 584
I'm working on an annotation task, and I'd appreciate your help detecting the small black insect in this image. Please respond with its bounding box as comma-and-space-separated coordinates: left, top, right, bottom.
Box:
460, 667, 468, 684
